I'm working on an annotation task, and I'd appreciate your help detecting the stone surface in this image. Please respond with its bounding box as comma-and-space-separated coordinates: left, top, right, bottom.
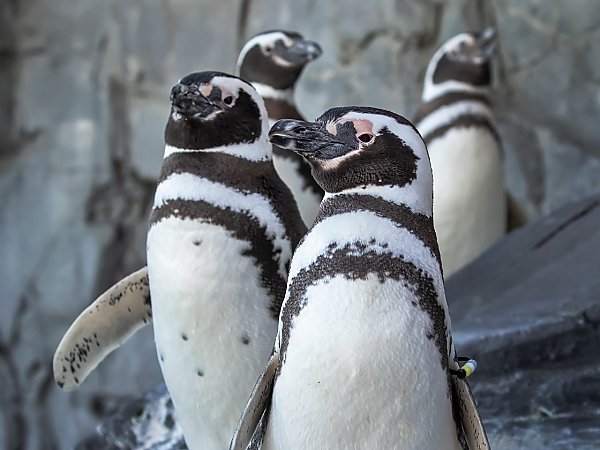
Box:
2, 0, 600, 449
76, 195, 600, 450
75, 384, 185, 450
448, 194, 600, 450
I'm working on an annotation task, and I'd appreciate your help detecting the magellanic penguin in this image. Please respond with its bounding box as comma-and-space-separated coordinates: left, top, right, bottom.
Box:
231, 107, 490, 450
55, 71, 307, 450
54, 31, 323, 390
52, 30, 322, 387
414, 28, 524, 277
237, 30, 324, 226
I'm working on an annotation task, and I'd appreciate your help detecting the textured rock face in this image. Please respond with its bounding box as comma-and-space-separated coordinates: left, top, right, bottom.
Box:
448, 195, 600, 450
75, 384, 185, 450
76, 195, 600, 450
245, 0, 600, 219
2, 0, 600, 449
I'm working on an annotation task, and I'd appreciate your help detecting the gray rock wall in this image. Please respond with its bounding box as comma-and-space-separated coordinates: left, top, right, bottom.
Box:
1, 0, 599, 449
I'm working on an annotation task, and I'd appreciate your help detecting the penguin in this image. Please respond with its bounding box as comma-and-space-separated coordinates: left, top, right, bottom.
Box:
231, 107, 490, 450
52, 30, 323, 387
413, 27, 525, 277
237, 30, 324, 226
56, 71, 307, 450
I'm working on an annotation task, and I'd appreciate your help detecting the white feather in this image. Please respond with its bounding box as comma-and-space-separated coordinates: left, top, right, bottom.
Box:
236, 31, 294, 71
153, 172, 291, 279
422, 33, 490, 102
429, 126, 506, 276
417, 101, 494, 139
272, 154, 321, 227
164, 143, 263, 161
253, 82, 295, 104
148, 218, 277, 449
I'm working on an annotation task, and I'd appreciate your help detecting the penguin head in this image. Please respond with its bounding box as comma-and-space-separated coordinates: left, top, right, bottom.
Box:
423, 27, 496, 99
269, 107, 431, 195
237, 30, 322, 90
165, 71, 271, 154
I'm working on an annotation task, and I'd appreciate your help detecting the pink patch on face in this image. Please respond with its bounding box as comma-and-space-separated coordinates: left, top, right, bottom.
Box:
351, 120, 374, 135
199, 84, 212, 96
352, 120, 375, 144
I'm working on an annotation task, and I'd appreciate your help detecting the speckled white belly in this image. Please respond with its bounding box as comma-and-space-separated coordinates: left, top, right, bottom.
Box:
147, 218, 277, 450
262, 276, 461, 450
273, 154, 321, 227
429, 128, 506, 277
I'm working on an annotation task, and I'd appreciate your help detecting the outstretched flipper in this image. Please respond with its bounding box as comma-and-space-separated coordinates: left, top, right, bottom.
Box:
452, 376, 490, 450
230, 351, 279, 450
53, 267, 152, 390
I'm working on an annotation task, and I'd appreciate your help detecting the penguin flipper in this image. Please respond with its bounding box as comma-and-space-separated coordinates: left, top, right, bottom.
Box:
230, 351, 279, 450
53, 267, 152, 391
452, 376, 491, 450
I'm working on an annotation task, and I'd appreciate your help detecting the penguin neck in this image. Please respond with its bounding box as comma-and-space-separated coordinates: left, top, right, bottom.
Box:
164, 139, 272, 162
155, 146, 275, 206
322, 175, 433, 218
264, 99, 304, 127
252, 82, 295, 106
422, 78, 490, 103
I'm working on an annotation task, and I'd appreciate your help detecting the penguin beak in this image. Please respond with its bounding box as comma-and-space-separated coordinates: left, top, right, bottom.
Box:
283, 39, 323, 65
269, 119, 343, 158
170, 83, 221, 119
449, 27, 497, 63
473, 27, 497, 59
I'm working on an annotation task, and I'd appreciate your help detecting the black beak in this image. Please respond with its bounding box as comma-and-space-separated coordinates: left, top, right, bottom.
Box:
269, 119, 342, 157
170, 83, 221, 118
283, 39, 323, 65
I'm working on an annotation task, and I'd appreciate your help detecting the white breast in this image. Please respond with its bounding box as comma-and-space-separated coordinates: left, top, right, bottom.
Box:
263, 275, 461, 450
263, 211, 460, 450
429, 127, 506, 276
147, 217, 277, 449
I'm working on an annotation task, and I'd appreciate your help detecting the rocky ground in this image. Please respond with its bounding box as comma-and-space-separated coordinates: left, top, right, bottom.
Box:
75, 195, 600, 449
2, 0, 600, 448
449, 195, 600, 449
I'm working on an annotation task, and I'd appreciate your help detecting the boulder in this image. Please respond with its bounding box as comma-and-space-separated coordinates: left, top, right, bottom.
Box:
448, 194, 600, 450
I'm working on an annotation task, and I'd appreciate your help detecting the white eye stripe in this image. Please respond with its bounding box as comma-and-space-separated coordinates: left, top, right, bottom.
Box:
236, 32, 293, 70
422, 33, 490, 101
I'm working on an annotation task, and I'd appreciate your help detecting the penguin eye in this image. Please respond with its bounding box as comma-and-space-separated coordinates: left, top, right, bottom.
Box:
223, 96, 234, 106
264, 45, 273, 55
358, 133, 374, 143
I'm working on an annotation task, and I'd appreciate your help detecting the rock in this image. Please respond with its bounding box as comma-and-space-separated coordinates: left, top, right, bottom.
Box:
75, 384, 185, 450
448, 194, 600, 450
3, 0, 600, 448
76, 196, 600, 448
245, 0, 600, 218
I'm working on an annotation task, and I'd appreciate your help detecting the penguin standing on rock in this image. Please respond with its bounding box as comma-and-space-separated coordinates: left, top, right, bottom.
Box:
55, 71, 307, 450
231, 107, 489, 450
414, 28, 524, 277
149, 71, 308, 449
237, 30, 324, 226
